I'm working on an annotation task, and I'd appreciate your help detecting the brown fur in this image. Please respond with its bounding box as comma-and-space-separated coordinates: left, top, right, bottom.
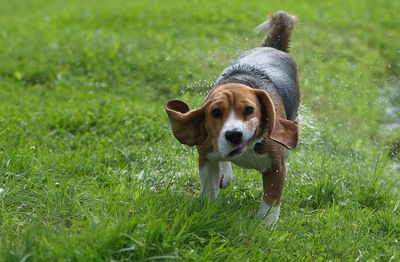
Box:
262, 11, 297, 53
166, 84, 297, 151
166, 84, 298, 206
248, 133, 288, 207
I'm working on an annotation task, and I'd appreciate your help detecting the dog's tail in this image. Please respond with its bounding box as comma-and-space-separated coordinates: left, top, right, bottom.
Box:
255, 11, 297, 53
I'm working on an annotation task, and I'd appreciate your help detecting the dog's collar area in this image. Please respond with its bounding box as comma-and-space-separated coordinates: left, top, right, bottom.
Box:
227, 77, 257, 89
206, 78, 256, 100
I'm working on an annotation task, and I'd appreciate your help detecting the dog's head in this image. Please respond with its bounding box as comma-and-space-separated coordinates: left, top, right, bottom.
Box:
166, 84, 298, 158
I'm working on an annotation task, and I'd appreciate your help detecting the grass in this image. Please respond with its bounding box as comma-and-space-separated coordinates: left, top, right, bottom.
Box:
0, 0, 399, 260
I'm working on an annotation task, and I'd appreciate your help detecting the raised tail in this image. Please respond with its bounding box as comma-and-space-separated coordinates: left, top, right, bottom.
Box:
255, 11, 297, 53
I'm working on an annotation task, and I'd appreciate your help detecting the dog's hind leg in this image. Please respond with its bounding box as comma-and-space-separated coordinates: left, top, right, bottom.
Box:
219, 161, 233, 189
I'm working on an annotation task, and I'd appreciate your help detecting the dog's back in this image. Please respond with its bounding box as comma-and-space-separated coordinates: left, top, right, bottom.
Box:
216, 12, 299, 120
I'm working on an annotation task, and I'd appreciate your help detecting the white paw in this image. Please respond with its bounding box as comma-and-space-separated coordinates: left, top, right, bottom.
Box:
257, 201, 280, 223
219, 162, 233, 189
203, 188, 219, 200
199, 163, 220, 200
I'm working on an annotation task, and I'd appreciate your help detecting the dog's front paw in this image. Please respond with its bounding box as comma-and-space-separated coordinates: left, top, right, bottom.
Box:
202, 189, 219, 200
257, 202, 280, 223
219, 175, 232, 189
219, 162, 233, 189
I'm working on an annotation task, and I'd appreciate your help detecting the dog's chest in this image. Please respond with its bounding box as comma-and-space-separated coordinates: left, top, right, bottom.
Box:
231, 148, 271, 172
208, 148, 271, 173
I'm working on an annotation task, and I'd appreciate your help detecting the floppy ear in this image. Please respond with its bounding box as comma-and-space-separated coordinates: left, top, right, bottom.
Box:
254, 89, 298, 150
165, 100, 209, 146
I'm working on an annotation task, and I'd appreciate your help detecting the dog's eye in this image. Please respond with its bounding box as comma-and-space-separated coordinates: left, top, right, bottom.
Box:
243, 106, 254, 116
211, 109, 223, 119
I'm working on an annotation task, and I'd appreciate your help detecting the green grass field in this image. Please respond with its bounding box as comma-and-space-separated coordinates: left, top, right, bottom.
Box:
1, 0, 399, 260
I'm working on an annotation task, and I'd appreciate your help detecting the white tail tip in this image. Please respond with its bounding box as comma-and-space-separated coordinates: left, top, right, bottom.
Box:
254, 20, 270, 33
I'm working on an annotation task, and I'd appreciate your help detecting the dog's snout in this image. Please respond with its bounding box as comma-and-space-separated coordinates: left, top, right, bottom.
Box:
225, 129, 243, 144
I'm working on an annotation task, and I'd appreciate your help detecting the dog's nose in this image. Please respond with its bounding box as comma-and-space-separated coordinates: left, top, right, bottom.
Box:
225, 129, 243, 144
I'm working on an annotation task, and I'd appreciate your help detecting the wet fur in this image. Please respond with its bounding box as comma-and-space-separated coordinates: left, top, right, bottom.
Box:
165, 12, 299, 222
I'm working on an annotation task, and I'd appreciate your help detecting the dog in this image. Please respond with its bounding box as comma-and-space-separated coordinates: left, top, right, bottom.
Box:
165, 11, 299, 222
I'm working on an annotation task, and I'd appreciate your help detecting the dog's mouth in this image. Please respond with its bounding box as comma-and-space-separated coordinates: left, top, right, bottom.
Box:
228, 145, 245, 157
227, 134, 257, 158
224, 132, 257, 158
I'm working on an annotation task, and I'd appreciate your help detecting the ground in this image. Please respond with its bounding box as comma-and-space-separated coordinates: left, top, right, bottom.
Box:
0, 0, 399, 260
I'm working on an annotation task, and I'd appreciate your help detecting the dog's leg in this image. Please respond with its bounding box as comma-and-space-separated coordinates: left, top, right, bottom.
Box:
219, 161, 233, 189
199, 161, 220, 200
257, 163, 286, 222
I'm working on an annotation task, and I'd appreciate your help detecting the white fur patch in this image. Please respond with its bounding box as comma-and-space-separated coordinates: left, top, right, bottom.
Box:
254, 20, 271, 33
207, 141, 271, 173
217, 110, 258, 158
257, 200, 280, 222
199, 162, 220, 200
219, 161, 233, 188
230, 145, 271, 172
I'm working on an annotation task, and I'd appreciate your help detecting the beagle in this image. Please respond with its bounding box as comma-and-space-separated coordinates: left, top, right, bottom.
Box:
166, 11, 299, 222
